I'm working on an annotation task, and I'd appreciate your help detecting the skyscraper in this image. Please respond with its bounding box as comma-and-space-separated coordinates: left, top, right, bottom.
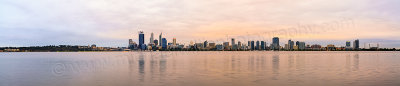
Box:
256, 41, 260, 50
231, 38, 235, 45
251, 41, 255, 50
346, 41, 351, 47
298, 42, 306, 50
261, 41, 265, 50
288, 40, 294, 50
154, 39, 158, 46
159, 33, 162, 46
353, 39, 360, 50
139, 31, 145, 50
150, 32, 154, 44
162, 38, 167, 50
272, 37, 280, 50
204, 40, 208, 48
248, 41, 251, 49
223, 42, 230, 50
173, 38, 176, 45
129, 39, 135, 49
238, 41, 242, 49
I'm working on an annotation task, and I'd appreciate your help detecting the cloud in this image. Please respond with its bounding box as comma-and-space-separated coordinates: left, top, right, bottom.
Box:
0, 0, 399, 47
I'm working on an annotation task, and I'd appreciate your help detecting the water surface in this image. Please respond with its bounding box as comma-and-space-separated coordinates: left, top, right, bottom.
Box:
1, 51, 400, 86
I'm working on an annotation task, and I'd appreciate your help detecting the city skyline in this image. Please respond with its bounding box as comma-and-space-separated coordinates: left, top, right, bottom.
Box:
126, 31, 394, 49
1, 0, 400, 48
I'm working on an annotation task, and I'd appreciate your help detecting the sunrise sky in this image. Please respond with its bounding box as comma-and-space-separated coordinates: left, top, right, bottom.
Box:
1, 0, 399, 48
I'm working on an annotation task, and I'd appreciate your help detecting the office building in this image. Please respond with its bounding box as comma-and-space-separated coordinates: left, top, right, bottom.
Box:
159, 33, 162, 46
327, 44, 336, 51
256, 41, 260, 50
129, 39, 138, 50
216, 44, 224, 51
251, 41, 255, 50
261, 41, 265, 50
288, 39, 294, 50
238, 41, 242, 50
346, 41, 351, 47
223, 42, 230, 50
154, 39, 158, 46
353, 39, 360, 50
139, 31, 145, 50
298, 42, 306, 50
272, 37, 280, 50
209, 43, 216, 49
150, 32, 154, 44
194, 43, 204, 49
248, 41, 251, 48
162, 38, 167, 50
231, 38, 235, 45
173, 38, 177, 45
204, 40, 208, 48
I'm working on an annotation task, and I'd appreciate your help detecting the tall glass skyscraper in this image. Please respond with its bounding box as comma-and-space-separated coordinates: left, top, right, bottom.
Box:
251, 41, 255, 50
261, 41, 265, 50
353, 39, 359, 50
256, 41, 260, 50
162, 38, 167, 50
273, 37, 280, 50
138, 31, 145, 50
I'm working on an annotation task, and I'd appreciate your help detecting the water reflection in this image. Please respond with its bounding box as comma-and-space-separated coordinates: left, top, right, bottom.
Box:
0, 52, 399, 86
272, 54, 280, 80
353, 53, 359, 71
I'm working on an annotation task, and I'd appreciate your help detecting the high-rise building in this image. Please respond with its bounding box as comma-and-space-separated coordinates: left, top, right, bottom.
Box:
173, 38, 176, 45
248, 41, 251, 48
296, 41, 300, 46
162, 38, 167, 50
251, 41, 255, 50
298, 42, 306, 50
288, 40, 294, 50
204, 40, 208, 48
150, 32, 154, 44
231, 38, 235, 45
353, 39, 360, 50
346, 41, 351, 47
159, 33, 162, 46
139, 31, 145, 50
128, 39, 135, 49
256, 41, 260, 50
238, 41, 242, 49
272, 37, 280, 50
129, 39, 134, 45
261, 41, 265, 50
154, 39, 158, 46
223, 42, 230, 50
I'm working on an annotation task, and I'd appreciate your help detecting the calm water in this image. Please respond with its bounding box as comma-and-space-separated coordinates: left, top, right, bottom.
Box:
1, 51, 400, 86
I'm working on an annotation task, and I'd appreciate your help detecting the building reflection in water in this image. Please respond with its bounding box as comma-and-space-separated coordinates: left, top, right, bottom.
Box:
138, 53, 145, 81
272, 53, 280, 80
353, 53, 359, 71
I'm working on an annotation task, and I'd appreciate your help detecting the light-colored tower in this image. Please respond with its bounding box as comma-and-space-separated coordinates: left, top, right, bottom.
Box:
150, 32, 154, 44
173, 38, 177, 45
159, 33, 162, 46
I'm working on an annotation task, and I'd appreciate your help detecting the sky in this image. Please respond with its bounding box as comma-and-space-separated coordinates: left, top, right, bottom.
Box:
1, 0, 400, 48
